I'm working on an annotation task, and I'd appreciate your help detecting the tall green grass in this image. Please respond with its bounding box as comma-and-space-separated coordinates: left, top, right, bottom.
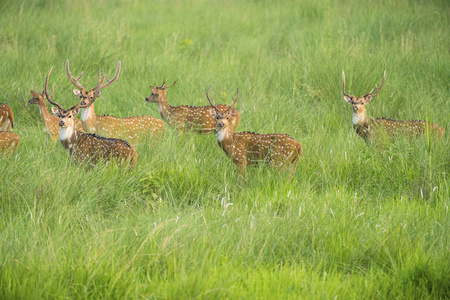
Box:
1, 0, 449, 298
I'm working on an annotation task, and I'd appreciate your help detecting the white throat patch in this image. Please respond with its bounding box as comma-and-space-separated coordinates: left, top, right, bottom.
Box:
81, 107, 91, 122
352, 112, 365, 125
59, 125, 74, 141
217, 129, 227, 143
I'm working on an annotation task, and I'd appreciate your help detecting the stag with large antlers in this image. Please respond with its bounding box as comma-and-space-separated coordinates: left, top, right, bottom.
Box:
0, 103, 14, 131
343, 71, 444, 145
207, 87, 302, 173
145, 80, 241, 134
29, 67, 84, 142
45, 67, 137, 166
66, 60, 165, 144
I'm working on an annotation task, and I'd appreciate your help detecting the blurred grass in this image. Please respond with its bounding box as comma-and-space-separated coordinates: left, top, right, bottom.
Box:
0, 0, 449, 298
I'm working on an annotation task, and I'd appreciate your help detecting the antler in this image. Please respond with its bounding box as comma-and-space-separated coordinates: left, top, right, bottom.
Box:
99, 61, 121, 89
92, 69, 106, 95
342, 71, 352, 97
207, 87, 239, 112
65, 60, 85, 90
227, 89, 239, 112
367, 70, 386, 98
44, 66, 64, 110
206, 86, 219, 111
164, 79, 178, 89
42, 71, 54, 99
154, 79, 178, 89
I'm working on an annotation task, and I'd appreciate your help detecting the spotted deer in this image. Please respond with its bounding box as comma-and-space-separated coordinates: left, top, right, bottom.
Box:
43, 68, 137, 166
343, 71, 444, 145
0, 103, 14, 131
29, 67, 84, 142
207, 87, 302, 173
66, 60, 165, 144
145, 80, 241, 134
0, 131, 20, 156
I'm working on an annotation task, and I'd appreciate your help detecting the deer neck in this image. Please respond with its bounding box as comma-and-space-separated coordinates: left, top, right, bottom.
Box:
352, 107, 370, 127
156, 97, 172, 122
59, 124, 78, 154
81, 104, 97, 132
38, 101, 54, 126
217, 127, 235, 154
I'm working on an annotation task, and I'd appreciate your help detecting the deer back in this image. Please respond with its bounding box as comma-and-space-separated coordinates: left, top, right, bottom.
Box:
372, 118, 444, 140
71, 132, 137, 166
223, 132, 302, 168
90, 113, 165, 143
169, 104, 240, 134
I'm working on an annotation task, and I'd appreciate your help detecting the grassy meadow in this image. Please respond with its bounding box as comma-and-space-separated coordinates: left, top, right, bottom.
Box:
1, 0, 449, 298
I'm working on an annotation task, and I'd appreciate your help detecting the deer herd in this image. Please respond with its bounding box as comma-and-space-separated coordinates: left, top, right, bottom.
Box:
0, 60, 445, 174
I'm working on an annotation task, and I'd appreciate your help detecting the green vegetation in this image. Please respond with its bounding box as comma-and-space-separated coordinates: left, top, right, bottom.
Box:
1, 0, 449, 298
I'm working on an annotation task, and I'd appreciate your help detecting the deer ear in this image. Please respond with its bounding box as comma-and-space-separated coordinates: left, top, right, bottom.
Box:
31, 90, 40, 97
72, 107, 80, 116
364, 95, 373, 104
51, 107, 59, 116
73, 89, 82, 98
229, 108, 237, 117
344, 95, 353, 104
209, 107, 217, 118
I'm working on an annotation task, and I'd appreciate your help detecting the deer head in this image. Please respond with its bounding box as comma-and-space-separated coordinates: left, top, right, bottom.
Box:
51, 106, 80, 129
29, 91, 45, 105
40, 66, 80, 130
207, 86, 239, 130
66, 60, 121, 107
145, 79, 178, 103
29, 87, 53, 105
343, 70, 386, 113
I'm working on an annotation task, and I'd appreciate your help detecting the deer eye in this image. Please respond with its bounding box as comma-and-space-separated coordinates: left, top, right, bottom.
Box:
216, 116, 219, 120
90, 96, 94, 100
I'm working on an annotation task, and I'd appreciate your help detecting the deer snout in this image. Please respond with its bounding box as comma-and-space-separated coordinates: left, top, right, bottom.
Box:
145, 96, 156, 103
59, 120, 66, 127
